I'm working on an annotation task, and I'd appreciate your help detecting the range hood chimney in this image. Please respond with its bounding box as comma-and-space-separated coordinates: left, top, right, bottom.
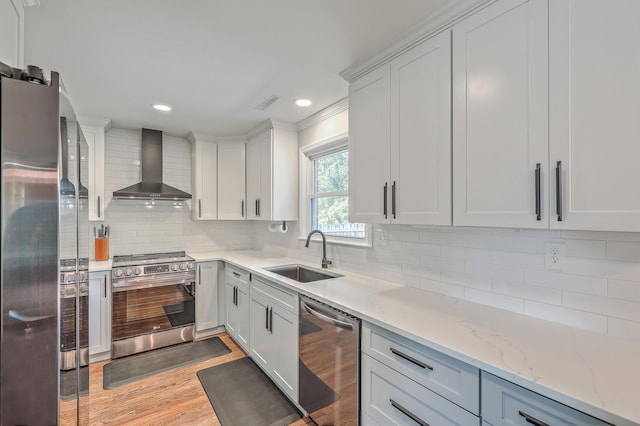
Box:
112, 128, 192, 201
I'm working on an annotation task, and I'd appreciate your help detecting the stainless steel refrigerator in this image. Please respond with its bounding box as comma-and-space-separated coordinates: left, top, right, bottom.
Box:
1, 63, 90, 425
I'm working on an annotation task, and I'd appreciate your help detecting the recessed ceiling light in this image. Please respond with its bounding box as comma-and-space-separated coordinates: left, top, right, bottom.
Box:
152, 104, 172, 112
295, 99, 312, 107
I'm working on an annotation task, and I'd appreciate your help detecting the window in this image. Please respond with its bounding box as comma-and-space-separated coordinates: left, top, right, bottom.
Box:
301, 134, 370, 246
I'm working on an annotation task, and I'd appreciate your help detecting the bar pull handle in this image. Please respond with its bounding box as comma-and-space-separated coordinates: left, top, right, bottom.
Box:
265, 305, 269, 330
269, 307, 273, 333
97, 195, 101, 218
390, 347, 433, 370
383, 182, 388, 219
535, 163, 541, 221
258, 198, 261, 217
519, 410, 549, 426
241, 200, 245, 218
199, 199, 202, 218
392, 181, 397, 219
232, 271, 241, 278
390, 399, 429, 426
234, 286, 238, 306
556, 161, 562, 221
255, 199, 259, 216
301, 301, 353, 330
104, 276, 107, 298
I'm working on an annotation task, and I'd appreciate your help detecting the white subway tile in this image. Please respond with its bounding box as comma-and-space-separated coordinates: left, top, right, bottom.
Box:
465, 261, 524, 282
464, 288, 524, 314
563, 292, 640, 323
564, 239, 606, 259
608, 279, 640, 302
441, 246, 492, 262
420, 279, 465, 299
607, 241, 640, 262
463, 234, 524, 252
565, 257, 640, 281
492, 279, 562, 305
402, 264, 440, 281
525, 269, 607, 296
402, 241, 440, 257
492, 251, 545, 269
523, 301, 608, 333
441, 270, 491, 291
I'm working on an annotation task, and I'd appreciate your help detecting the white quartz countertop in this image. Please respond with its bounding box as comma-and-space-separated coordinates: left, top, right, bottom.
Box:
194, 250, 638, 425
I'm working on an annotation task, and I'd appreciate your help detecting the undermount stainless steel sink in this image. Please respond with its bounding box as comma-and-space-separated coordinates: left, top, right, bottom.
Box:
264, 264, 343, 283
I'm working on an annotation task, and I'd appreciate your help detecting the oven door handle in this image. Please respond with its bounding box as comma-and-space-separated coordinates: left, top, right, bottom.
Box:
112, 276, 193, 292
301, 301, 353, 330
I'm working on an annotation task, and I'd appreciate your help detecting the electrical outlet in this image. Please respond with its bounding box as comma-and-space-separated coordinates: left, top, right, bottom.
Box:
375, 229, 387, 247
545, 242, 566, 271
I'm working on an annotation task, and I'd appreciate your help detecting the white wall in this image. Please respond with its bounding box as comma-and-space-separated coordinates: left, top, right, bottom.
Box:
0, 0, 23, 67
97, 128, 254, 257
255, 107, 640, 341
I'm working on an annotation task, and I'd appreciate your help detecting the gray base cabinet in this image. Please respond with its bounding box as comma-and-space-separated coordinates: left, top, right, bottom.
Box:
88, 270, 110, 360
224, 264, 250, 352
481, 372, 610, 426
195, 261, 219, 332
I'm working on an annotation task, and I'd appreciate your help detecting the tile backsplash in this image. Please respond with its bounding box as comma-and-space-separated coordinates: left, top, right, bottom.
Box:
255, 222, 640, 341
94, 126, 640, 342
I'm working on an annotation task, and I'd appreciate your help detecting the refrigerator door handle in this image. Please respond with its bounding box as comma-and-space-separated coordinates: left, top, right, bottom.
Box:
8, 309, 56, 322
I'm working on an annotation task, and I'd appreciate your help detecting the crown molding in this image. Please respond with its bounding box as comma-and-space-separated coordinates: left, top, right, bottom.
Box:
77, 116, 112, 132
296, 97, 349, 132
340, 0, 494, 82
186, 131, 217, 144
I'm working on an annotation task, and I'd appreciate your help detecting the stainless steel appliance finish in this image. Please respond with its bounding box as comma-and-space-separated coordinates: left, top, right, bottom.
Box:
111, 251, 196, 358
59, 259, 89, 371
112, 128, 192, 201
1, 64, 90, 425
299, 295, 360, 425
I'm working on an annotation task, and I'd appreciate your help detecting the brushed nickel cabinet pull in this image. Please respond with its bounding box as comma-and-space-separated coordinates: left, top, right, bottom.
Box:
383, 182, 388, 218
392, 181, 397, 219
535, 163, 541, 221
556, 161, 563, 221
97, 195, 101, 218
390, 347, 433, 370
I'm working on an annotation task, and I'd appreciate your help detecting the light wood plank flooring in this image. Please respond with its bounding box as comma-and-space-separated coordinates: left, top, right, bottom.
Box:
64, 333, 313, 425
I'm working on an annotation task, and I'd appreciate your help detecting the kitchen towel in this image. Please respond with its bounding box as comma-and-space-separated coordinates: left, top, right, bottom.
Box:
197, 357, 301, 426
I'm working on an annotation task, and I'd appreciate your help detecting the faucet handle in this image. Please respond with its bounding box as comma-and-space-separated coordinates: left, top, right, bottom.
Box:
322, 259, 332, 269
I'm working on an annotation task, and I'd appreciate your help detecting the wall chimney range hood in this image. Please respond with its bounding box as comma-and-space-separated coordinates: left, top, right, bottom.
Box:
112, 128, 192, 201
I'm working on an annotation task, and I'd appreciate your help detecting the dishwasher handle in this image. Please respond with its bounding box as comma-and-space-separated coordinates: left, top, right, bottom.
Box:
301, 300, 353, 330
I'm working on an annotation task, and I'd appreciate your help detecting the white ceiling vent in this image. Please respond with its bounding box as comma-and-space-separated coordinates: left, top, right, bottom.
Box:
255, 95, 280, 111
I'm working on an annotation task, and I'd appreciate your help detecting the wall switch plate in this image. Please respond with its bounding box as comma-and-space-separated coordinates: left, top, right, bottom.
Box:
545, 242, 566, 271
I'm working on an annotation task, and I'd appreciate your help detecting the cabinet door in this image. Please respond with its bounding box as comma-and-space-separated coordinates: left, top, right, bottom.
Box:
80, 123, 107, 222
0, 0, 24, 67
269, 306, 298, 401
549, 0, 640, 231
249, 291, 271, 370
258, 131, 273, 220
192, 141, 217, 220
224, 280, 238, 336
245, 135, 262, 220
452, 0, 548, 228
196, 262, 218, 331
349, 65, 391, 224
390, 31, 452, 225
217, 143, 246, 220
88, 271, 110, 356
235, 281, 251, 352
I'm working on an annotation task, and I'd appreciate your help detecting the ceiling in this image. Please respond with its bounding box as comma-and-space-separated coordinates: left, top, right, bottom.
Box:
24, 0, 452, 137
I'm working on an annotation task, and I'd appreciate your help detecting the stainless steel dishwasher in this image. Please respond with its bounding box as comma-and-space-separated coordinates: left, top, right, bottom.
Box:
299, 295, 360, 425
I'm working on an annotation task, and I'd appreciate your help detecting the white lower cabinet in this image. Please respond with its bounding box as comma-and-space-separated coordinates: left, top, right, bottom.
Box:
195, 261, 219, 332
361, 355, 480, 425
249, 275, 298, 402
481, 372, 609, 426
88, 270, 110, 360
224, 264, 250, 352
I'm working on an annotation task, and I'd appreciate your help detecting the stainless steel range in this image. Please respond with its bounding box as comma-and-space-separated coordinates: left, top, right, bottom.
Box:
59, 258, 89, 370
111, 251, 196, 358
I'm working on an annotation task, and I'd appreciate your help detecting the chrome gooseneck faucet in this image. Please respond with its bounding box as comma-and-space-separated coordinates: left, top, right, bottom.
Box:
305, 229, 331, 269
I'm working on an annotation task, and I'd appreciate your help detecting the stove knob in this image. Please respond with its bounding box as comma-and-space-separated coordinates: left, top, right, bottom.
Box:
125, 268, 133, 276
179, 263, 187, 271
187, 262, 195, 270
134, 268, 142, 275
113, 268, 123, 277
171, 264, 179, 271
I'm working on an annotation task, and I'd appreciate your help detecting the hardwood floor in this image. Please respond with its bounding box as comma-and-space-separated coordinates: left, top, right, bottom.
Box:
62, 333, 313, 425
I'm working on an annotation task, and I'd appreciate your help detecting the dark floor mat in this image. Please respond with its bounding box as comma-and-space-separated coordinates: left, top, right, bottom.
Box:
298, 359, 339, 413
163, 299, 195, 327
299, 316, 322, 336
60, 366, 89, 401
103, 337, 230, 389
197, 357, 301, 426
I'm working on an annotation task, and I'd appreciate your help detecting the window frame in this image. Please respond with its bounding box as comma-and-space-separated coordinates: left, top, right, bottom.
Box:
299, 132, 372, 247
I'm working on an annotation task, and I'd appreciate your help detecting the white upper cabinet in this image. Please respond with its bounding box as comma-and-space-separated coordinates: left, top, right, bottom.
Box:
349, 31, 452, 225
217, 142, 246, 220
452, 0, 549, 228
246, 121, 298, 221
80, 118, 111, 222
549, 0, 640, 232
0, 0, 24, 68
188, 132, 218, 220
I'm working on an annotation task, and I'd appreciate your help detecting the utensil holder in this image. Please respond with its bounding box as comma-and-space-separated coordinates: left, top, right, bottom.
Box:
95, 237, 109, 261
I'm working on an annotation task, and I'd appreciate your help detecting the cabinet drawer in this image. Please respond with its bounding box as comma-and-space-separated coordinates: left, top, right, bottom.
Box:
362, 322, 479, 414
482, 372, 610, 426
251, 276, 298, 314
225, 264, 249, 284
362, 354, 480, 426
